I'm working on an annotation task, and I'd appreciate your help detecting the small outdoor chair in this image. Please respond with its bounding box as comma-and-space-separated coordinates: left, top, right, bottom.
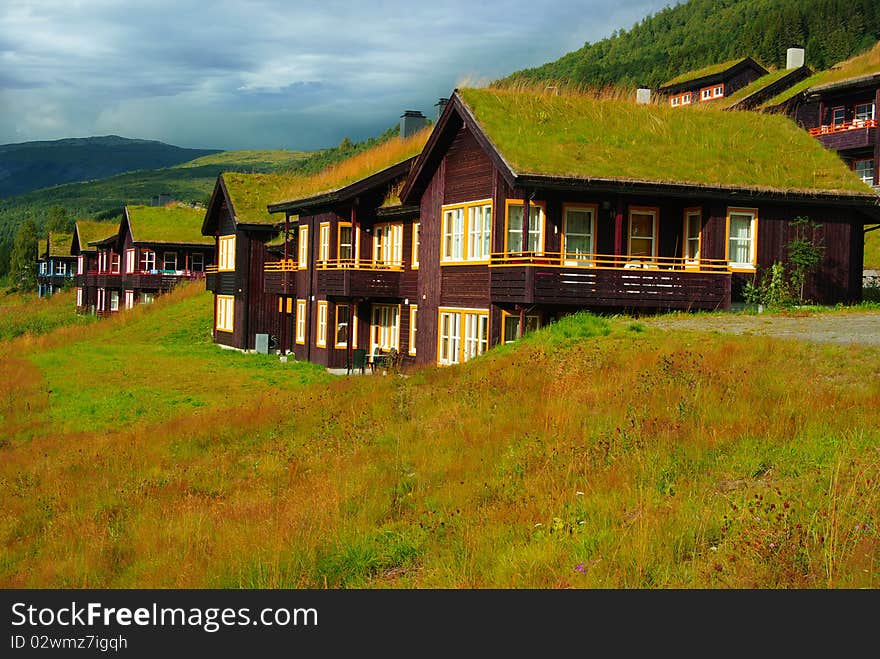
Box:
347, 348, 367, 375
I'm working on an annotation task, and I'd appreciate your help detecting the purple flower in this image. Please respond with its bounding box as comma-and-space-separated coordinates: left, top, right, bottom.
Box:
574, 563, 586, 574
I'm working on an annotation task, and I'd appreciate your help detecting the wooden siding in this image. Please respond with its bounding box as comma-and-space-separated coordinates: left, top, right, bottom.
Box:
443, 125, 494, 205
440, 265, 491, 308
415, 160, 444, 365
816, 127, 877, 152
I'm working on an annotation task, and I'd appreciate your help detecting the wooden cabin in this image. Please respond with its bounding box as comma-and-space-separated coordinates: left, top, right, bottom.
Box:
265, 129, 429, 369
37, 231, 76, 297
763, 43, 880, 190
71, 219, 118, 312
658, 57, 768, 108
201, 173, 288, 351
87, 204, 213, 315
399, 88, 880, 367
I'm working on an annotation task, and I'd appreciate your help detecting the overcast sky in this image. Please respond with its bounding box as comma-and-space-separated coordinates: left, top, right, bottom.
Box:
0, 0, 674, 151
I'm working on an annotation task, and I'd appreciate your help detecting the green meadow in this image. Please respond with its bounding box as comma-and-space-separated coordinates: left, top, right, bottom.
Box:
1, 283, 878, 588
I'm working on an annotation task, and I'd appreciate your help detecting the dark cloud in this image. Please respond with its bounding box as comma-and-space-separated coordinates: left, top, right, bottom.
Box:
0, 0, 673, 149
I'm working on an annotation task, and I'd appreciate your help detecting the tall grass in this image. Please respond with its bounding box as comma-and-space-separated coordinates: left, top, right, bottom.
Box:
1, 297, 878, 588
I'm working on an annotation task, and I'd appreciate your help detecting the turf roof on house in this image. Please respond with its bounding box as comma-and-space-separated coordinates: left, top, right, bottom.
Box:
761, 41, 880, 109
75, 219, 118, 251
719, 68, 797, 108
222, 172, 295, 225
660, 58, 751, 88
456, 87, 874, 196
47, 232, 73, 257
126, 204, 214, 245
271, 128, 431, 207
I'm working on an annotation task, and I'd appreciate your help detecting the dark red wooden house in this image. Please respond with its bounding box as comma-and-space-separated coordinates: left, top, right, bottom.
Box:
71, 219, 119, 313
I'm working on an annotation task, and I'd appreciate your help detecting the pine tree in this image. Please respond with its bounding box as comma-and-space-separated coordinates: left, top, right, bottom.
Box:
9, 217, 39, 292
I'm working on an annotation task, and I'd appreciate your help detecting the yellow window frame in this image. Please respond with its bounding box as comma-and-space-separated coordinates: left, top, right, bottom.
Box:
216, 294, 234, 332
334, 304, 357, 348
409, 305, 417, 356
298, 225, 309, 270
295, 299, 307, 344
316, 301, 328, 347
218, 235, 236, 272
440, 199, 493, 264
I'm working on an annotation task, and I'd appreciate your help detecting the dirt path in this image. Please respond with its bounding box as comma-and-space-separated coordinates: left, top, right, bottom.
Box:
645, 310, 880, 346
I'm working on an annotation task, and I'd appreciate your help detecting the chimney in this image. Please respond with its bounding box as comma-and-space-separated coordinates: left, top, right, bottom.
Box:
400, 110, 427, 138
636, 87, 652, 104
434, 97, 449, 122
786, 46, 805, 70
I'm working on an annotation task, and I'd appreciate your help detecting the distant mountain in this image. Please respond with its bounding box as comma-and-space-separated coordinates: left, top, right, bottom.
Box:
499, 0, 880, 90
0, 135, 222, 198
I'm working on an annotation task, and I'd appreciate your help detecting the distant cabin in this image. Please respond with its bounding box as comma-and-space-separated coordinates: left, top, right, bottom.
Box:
658, 57, 768, 107
37, 231, 76, 297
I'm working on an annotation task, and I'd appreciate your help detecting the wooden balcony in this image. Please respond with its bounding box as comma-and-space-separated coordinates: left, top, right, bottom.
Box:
810, 119, 877, 151
316, 260, 403, 298
263, 260, 297, 295
73, 273, 90, 288
94, 272, 123, 288
490, 252, 731, 311
205, 265, 218, 292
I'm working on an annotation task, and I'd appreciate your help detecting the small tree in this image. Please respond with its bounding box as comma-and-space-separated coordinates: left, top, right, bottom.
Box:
46, 205, 71, 233
9, 218, 39, 292
787, 216, 824, 304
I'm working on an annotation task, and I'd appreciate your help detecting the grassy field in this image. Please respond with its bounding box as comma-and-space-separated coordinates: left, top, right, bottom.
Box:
1, 287, 878, 588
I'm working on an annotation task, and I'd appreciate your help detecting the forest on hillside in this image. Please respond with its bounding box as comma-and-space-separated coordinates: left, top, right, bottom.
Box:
501, 0, 880, 88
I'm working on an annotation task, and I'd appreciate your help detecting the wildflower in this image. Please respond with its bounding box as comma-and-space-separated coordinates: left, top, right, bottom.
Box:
574, 563, 586, 574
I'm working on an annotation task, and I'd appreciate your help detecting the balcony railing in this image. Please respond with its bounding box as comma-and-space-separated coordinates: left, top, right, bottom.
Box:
314, 259, 403, 297
809, 118, 877, 136
489, 252, 731, 310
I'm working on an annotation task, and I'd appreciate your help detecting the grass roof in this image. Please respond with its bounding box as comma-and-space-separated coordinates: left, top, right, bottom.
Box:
222, 172, 294, 225
47, 232, 73, 257
126, 204, 213, 245
457, 86, 874, 196
719, 68, 795, 108
761, 41, 880, 109
273, 128, 431, 206
76, 219, 118, 251
661, 58, 750, 88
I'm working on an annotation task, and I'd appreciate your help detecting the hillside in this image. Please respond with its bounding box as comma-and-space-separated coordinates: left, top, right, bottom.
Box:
1, 284, 878, 588
500, 0, 880, 89
0, 136, 222, 199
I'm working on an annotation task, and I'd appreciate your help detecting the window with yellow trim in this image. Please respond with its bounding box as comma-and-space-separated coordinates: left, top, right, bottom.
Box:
411, 222, 420, 269
316, 301, 328, 347
438, 308, 488, 365
726, 208, 758, 270
373, 223, 403, 266
562, 205, 597, 265
218, 235, 236, 272
295, 299, 306, 344
684, 208, 702, 264
441, 200, 492, 263
335, 304, 357, 348
408, 306, 417, 355
370, 304, 400, 353
216, 295, 234, 332
505, 200, 545, 254
502, 311, 541, 343
338, 222, 356, 264
298, 225, 309, 269
319, 223, 330, 263
628, 207, 658, 259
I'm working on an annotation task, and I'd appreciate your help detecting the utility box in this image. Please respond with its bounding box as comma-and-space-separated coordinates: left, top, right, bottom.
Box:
255, 333, 269, 354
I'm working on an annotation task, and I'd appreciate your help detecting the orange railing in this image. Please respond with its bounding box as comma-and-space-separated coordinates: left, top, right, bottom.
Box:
809, 118, 877, 136
205, 265, 218, 274
265, 259, 404, 272
489, 252, 732, 273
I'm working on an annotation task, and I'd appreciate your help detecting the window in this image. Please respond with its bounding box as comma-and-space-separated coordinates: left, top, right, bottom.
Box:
298, 226, 309, 269
39, 262, 47, 275
97, 251, 107, 272
681, 93, 692, 105
409, 306, 417, 356
338, 222, 356, 264
628, 207, 658, 259
412, 222, 420, 269
216, 295, 234, 332
109, 290, 119, 312
319, 222, 330, 264
671, 96, 680, 108
684, 208, 702, 264
441, 200, 492, 263
76, 287, 83, 307
295, 299, 306, 344
278, 296, 294, 314
190, 253, 204, 272
438, 308, 489, 365
854, 159, 875, 185
701, 88, 712, 101
124, 290, 135, 309
713, 85, 724, 98
218, 236, 236, 272
562, 205, 596, 265
140, 249, 156, 272
726, 207, 758, 269
97, 288, 105, 311
854, 103, 875, 121
316, 301, 328, 347
77, 255, 84, 275
163, 252, 177, 272
142, 293, 154, 305
110, 253, 120, 273
370, 304, 400, 353
125, 249, 136, 273
335, 305, 357, 348
506, 200, 545, 254
502, 311, 541, 343
831, 107, 846, 126
373, 223, 403, 266
54, 261, 66, 276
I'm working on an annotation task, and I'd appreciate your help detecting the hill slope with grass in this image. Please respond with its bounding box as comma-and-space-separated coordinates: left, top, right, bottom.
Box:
1, 284, 878, 588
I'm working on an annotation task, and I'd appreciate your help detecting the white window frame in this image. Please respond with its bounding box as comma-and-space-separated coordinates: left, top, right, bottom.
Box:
502, 311, 541, 344
726, 207, 758, 270
438, 307, 489, 365
125, 249, 136, 274
562, 204, 597, 265
109, 290, 119, 312
77, 255, 84, 275
627, 207, 658, 260
335, 304, 357, 348
190, 252, 204, 272
372, 223, 403, 267
505, 200, 545, 254
54, 261, 66, 276
412, 222, 420, 269
124, 290, 135, 309
684, 208, 702, 265
408, 305, 417, 356
110, 253, 120, 273
854, 103, 875, 122
97, 288, 105, 311
338, 222, 356, 265
140, 249, 156, 272
76, 287, 83, 307
370, 304, 400, 354
853, 159, 875, 185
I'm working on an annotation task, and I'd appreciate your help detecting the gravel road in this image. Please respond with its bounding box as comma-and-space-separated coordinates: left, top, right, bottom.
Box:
646, 310, 880, 346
